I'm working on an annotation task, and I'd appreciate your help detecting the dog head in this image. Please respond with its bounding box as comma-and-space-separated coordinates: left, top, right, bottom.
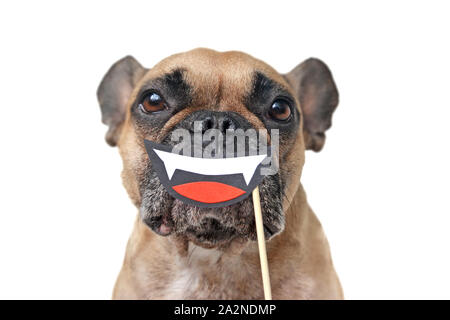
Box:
97, 48, 338, 248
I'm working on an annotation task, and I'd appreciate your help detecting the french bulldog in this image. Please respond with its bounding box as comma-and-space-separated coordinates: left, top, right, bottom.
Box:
97, 48, 343, 299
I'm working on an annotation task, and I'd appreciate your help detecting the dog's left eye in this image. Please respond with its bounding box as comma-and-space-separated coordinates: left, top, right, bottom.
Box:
268, 99, 292, 121
139, 92, 166, 113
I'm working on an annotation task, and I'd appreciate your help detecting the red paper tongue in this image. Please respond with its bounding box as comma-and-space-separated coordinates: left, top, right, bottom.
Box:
172, 181, 246, 204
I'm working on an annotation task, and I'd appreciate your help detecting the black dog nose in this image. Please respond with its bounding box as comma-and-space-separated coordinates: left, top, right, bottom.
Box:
190, 111, 240, 134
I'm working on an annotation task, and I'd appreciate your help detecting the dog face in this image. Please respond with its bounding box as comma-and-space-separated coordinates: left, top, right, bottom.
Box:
97, 48, 338, 248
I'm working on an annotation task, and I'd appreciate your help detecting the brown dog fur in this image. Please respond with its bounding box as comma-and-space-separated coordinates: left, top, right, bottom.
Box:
97, 48, 343, 299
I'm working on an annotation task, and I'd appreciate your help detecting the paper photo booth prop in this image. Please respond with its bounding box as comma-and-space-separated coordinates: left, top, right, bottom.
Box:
144, 140, 271, 208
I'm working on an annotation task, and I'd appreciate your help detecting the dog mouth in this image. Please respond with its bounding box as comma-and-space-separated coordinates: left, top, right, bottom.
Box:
139, 140, 284, 247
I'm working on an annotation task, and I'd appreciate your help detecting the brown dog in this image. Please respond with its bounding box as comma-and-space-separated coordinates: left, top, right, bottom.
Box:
97, 48, 342, 299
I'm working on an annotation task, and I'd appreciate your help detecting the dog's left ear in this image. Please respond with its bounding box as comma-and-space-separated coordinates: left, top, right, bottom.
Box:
97, 56, 147, 146
283, 58, 339, 152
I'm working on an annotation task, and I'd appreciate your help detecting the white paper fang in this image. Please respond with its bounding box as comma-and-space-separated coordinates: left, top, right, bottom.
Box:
153, 149, 267, 185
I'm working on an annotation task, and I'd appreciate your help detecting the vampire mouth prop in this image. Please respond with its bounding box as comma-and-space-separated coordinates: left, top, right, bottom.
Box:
144, 140, 272, 208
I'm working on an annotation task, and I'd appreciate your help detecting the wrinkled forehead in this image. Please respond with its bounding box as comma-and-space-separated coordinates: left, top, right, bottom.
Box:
137, 49, 291, 106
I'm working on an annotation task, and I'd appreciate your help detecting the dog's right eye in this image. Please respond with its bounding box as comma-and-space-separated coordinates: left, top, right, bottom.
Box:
139, 92, 166, 113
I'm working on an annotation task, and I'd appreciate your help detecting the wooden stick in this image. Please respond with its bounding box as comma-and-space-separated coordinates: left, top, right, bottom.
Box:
252, 186, 272, 300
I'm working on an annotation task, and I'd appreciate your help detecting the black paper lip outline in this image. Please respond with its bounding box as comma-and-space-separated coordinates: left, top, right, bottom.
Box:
144, 139, 272, 208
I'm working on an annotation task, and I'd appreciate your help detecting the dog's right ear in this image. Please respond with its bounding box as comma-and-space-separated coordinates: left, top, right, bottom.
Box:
97, 56, 147, 146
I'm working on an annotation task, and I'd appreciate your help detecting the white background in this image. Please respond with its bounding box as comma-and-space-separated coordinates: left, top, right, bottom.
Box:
0, 1, 449, 299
